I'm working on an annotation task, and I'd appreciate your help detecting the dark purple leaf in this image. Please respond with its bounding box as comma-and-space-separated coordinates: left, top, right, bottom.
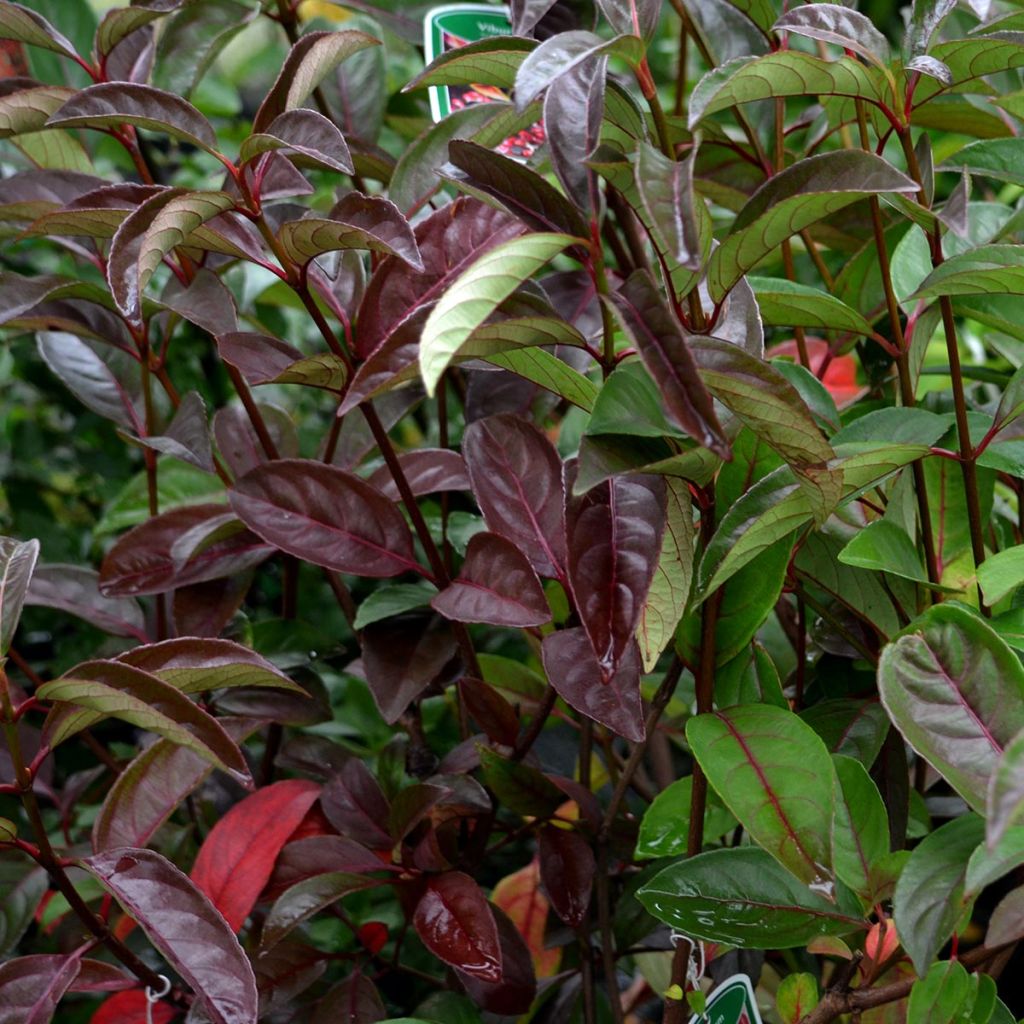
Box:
173, 574, 252, 638
538, 824, 594, 927
95, 1, 180, 58
432, 532, 550, 628
355, 196, 523, 358
26, 564, 147, 641
774, 4, 891, 68
478, 747, 564, 817
139, 390, 215, 473
462, 413, 567, 581
279, 191, 421, 269
39, 660, 251, 785
459, 677, 520, 746
218, 332, 302, 386
241, 108, 353, 174
161, 269, 238, 337
312, 970, 385, 1024
541, 628, 645, 741
390, 782, 449, 841
93, 719, 258, 852
447, 139, 588, 237
37, 331, 142, 431
253, 30, 381, 133
254, 940, 327, 1018
68, 959, 134, 993
543, 56, 606, 217
608, 272, 729, 458
596, 0, 661, 39
107, 188, 234, 324
267, 836, 391, 899
81, 848, 258, 1024
413, 872, 503, 982
566, 465, 666, 676
229, 459, 420, 578
321, 760, 392, 850
0, 169, 101, 224
512, 0, 562, 35
0, 953, 82, 1024
456, 904, 536, 1014
260, 872, 379, 952
367, 448, 469, 501
360, 613, 458, 723
213, 403, 298, 478
100, 504, 272, 597
47, 83, 218, 152
635, 141, 702, 269
338, 309, 428, 413
23, 183, 167, 240
0, 536, 39, 658
0, 274, 73, 325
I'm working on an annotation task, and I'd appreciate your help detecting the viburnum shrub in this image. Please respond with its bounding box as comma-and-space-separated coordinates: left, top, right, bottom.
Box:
5, 0, 1024, 1021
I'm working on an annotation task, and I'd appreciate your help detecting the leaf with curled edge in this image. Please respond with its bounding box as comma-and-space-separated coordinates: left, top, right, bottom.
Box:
407, 34, 536, 90
0, 952, 84, 1024
191, 780, 321, 932
0, 84, 73, 137
47, 83, 218, 153
541, 628, 645, 742
596, 0, 662, 39
229, 459, 420, 578
107, 189, 235, 324
637, 478, 694, 672
21, 182, 166, 240
481, 348, 599, 412
879, 604, 1024, 817
911, 244, 1024, 299
432, 532, 550, 628
254, 30, 381, 132
93, 718, 257, 853
608, 272, 729, 458
419, 232, 578, 395
82, 848, 258, 1024
356, 196, 523, 359
0, 2, 81, 60
914, 35, 1024, 108
687, 704, 836, 886
0, 168, 102, 225
321, 760, 392, 850
448, 138, 589, 237
95, 1, 180, 58
689, 52, 885, 130
773, 4, 891, 68
114, 637, 302, 695
240, 108, 352, 174
279, 192, 421, 269
260, 872, 380, 952
38, 660, 251, 786
511, 0, 560, 35
638, 847, 864, 948
0, 535, 38, 658
514, 30, 643, 109
37, 331, 142, 431
100, 505, 271, 598
26, 564, 146, 641
635, 141, 702, 270
219, 333, 348, 394
707, 152, 918, 301
414, 872, 503, 983
566, 464, 665, 677
463, 414, 567, 581
907, 53, 952, 86
747, 276, 874, 336
136, 390, 214, 473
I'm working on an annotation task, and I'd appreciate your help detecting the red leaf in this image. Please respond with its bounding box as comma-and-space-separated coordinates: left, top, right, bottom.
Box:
190, 779, 321, 932
492, 859, 559, 977
456, 905, 536, 1015
91, 990, 177, 1024
538, 825, 594, 928
357, 921, 388, 955
768, 339, 865, 407
413, 872, 503, 982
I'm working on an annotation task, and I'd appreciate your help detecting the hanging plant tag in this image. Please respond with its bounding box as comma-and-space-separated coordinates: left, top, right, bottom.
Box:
423, 3, 545, 157
688, 974, 764, 1024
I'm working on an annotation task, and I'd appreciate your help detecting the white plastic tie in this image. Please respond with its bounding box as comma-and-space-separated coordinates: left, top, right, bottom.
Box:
145, 975, 171, 1024
669, 931, 705, 989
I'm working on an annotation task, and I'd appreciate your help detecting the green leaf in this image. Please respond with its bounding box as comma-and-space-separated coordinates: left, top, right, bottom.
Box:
966, 826, 1024, 899
801, 699, 890, 767
831, 755, 889, 903
635, 775, 736, 860
908, 960, 977, 1024
480, 347, 598, 412
478, 747, 564, 817
987, 729, 1024, 852
95, 1, 179, 57
978, 547, 1024, 607
838, 520, 931, 585
418, 232, 578, 395
698, 444, 930, 595
994, 363, 1024, 437
776, 972, 819, 1024
832, 408, 954, 447
637, 847, 864, 948
689, 52, 885, 129
406, 35, 535, 90
686, 704, 835, 885
637, 479, 694, 672
0, 536, 39, 657
987, 883, 1024, 947
748, 276, 874, 336
912, 244, 1024, 299
353, 582, 438, 630
893, 813, 983, 975
0, 84, 73, 137
938, 138, 1024, 185
878, 604, 1024, 814
38, 660, 250, 785
706, 152, 917, 301
0, 2, 80, 60
715, 642, 787, 710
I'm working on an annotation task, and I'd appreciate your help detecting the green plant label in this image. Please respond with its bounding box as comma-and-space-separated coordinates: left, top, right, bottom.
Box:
423, 3, 545, 157
689, 974, 763, 1024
